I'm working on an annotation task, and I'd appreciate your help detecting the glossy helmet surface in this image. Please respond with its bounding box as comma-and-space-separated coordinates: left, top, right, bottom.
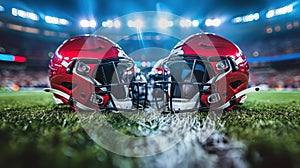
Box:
45, 34, 142, 111
156, 33, 257, 112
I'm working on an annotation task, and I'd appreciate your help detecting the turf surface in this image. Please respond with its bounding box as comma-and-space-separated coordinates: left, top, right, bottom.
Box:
0, 90, 299, 167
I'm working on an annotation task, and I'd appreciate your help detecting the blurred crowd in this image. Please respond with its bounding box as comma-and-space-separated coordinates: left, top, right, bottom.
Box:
1, 65, 299, 92
249, 68, 300, 91
239, 31, 300, 58
0, 69, 49, 91
1, 31, 300, 92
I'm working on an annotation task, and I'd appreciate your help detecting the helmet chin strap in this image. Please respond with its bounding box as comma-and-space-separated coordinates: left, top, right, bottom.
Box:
217, 86, 261, 110
43, 88, 94, 111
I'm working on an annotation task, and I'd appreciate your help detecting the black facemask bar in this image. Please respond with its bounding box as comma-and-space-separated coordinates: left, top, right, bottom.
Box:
73, 58, 148, 112
155, 55, 233, 113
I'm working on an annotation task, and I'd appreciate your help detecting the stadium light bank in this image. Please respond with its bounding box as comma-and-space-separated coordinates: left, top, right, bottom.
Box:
266, 4, 294, 18
205, 18, 221, 27
80, 19, 97, 28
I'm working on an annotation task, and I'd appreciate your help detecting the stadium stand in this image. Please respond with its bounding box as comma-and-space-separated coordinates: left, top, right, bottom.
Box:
1, 30, 300, 91
0, 69, 48, 91
0, 1, 299, 91
238, 30, 300, 58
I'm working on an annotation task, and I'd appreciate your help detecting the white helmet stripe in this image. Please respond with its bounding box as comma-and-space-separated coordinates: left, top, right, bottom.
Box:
217, 86, 260, 110
43, 88, 95, 110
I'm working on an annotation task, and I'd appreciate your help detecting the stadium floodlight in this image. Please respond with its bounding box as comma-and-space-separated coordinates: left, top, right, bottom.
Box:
12, 8, 17, 16
266, 4, 294, 18
266, 10, 275, 18
80, 20, 89, 27
157, 18, 173, 29
243, 13, 259, 22
80, 19, 97, 28
127, 19, 144, 28
45, 16, 69, 25
89, 20, 97, 28
234, 13, 260, 23
102, 20, 108, 27
0, 5, 5, 12
113, 20, 121, 28
205, 18, 221, 27
179, 19, 192, 28
192, 20, 199, 27
17, 9, 26, 18
102, 19, 121, 28
59, 19, 69, 25
232, 17, 243, 23
106, 20, 113, 28
45, 16, 59, 24
27, 12, 38, 21
276, 4, 293, 15
102, 20, 113, 28
11, 8, 39, 21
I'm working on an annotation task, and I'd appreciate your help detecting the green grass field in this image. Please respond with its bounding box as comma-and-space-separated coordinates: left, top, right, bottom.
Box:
0, 90, 299, 168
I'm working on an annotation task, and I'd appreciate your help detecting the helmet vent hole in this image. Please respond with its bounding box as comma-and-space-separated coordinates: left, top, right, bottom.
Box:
230, 80, 243, 89
61, 82, 73, 90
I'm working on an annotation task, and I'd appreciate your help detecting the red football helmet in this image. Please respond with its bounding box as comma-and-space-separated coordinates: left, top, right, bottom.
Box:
44, 34, 144, 111
154, 33, 259, 112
